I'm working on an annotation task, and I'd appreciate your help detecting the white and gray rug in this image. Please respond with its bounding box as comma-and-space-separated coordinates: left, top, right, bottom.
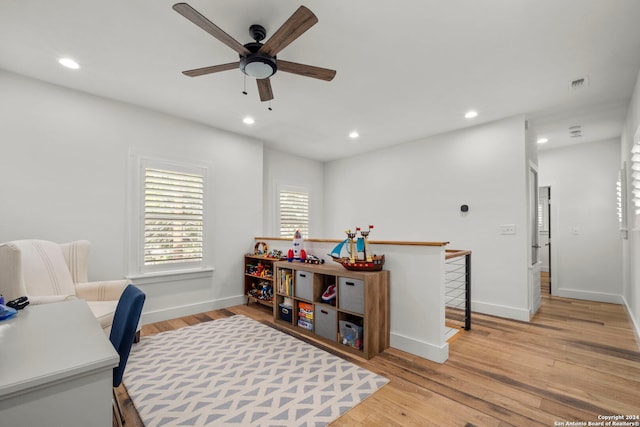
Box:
124, 315, 388, 426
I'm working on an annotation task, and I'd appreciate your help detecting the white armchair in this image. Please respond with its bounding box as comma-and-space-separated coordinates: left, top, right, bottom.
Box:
0, 239, 129, 334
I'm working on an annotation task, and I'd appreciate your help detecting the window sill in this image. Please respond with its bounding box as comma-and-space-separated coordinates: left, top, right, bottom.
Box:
126, 267, 214, 285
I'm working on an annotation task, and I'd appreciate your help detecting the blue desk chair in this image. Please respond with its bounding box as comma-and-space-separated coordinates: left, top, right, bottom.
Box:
109, 284, 145, 427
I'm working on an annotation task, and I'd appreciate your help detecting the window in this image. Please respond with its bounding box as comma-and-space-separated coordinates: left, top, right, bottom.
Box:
278, 186, 309, 238
538, 187, 550, 233
538, 202, 544, 230
144, 168, 204, 266
129, 152, 211, 277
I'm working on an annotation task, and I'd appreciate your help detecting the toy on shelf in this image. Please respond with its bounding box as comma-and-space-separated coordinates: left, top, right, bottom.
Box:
321, 284, 336, 306
340, 320, 363, 350
254, 241, 269, 256
287, 230, 307, 262
245, 247, 284, 260
266, 249, 284, 259
329, 225, 385, 271
304, 255, 325, 264
246, 262, 273, 278
297, 302, 313, 330
248, 281, 272, 302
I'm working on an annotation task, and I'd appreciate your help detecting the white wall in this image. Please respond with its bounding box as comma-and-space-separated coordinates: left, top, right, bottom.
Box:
621, 68, 640, 343
262, 148, 324, 238
538, 139, 623, 303
0, 70, 264, 323
323, 115, 531, 321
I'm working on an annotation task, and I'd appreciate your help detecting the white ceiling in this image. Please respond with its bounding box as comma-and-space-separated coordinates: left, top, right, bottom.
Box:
2, 0, 640, 161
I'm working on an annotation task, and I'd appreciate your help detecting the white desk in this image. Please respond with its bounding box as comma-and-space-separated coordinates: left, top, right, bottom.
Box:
0, 299, 119, 427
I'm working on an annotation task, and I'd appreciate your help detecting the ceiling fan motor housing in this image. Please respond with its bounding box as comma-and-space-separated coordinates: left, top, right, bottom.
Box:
249, 24, 267, 42
240, 40, 277, 79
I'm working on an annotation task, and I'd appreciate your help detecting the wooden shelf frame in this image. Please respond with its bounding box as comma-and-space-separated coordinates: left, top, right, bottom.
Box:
244, 254, 284, 307
273, 261, 389, 359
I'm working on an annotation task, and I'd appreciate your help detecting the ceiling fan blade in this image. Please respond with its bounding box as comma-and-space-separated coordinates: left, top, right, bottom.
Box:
277, 60, 336, 81
259, 6, 318, 57
257, 78, 274, 102
173, 3, 250, 56
182, 62, 239, 77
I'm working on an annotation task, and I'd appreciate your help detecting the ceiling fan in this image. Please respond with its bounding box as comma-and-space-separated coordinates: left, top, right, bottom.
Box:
172, 3, 336, 102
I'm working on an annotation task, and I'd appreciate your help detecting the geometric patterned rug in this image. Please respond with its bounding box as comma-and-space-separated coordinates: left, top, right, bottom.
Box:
124, 315, 388, 426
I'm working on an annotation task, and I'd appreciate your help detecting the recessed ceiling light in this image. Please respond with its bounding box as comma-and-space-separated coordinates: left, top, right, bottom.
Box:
58, 57, 80, 69
537, 137, 548, 144
464, 110, 478, 119
243, 117, 255, 125
349, 131, 359, 139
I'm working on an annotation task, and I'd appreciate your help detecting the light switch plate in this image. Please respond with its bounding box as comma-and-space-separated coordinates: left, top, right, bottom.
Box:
500, 224, 516, 235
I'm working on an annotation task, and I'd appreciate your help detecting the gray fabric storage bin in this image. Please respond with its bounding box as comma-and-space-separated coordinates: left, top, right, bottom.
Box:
338, 277, 364, 314
315, 305, 337, 341
295, 270, 313, 301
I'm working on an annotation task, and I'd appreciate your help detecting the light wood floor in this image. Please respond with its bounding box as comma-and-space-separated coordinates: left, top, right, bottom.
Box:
115, 291, 640, 426
541, 271, 551, 294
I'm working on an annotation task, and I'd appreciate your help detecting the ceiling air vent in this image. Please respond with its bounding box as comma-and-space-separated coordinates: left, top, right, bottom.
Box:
569, 125, 582, 138
569, 76, 589, 90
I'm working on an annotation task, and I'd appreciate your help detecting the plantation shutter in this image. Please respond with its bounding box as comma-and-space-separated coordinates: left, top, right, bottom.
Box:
279, 190, 309, 238
632, 140, 640, 216
144, 168, 204, 265
617, 170, 624, 224
538, 203, 544, 229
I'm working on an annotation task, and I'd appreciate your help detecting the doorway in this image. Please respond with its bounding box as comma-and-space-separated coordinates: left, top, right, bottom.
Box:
539, 186, 551, 294
529, 165, 542, 314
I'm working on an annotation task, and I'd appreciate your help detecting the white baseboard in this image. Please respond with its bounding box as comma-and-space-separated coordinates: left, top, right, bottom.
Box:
471, 300, 531, 322
621, 295, 640, 352
555, 288, 623, 304
390, 332, 449, 363
140, 295, 246, 325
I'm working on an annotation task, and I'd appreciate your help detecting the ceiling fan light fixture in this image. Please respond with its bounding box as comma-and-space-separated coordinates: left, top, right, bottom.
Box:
240, 53, 277, 79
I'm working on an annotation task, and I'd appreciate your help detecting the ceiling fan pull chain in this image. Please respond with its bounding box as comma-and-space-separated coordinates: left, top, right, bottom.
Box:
242, 75, 248, 95
268, 101, 273, 111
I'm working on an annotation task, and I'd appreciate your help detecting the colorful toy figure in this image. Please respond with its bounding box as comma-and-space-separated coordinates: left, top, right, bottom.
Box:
287, 230, 307, 262
322, 284, 336, 306
304, 255, 325, 264
329, 225, 385, 271
261, 282, 272, 300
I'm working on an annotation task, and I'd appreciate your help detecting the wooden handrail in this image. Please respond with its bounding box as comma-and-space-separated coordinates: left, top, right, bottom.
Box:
445, 249, 472, 260
254, 237, 449, 247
